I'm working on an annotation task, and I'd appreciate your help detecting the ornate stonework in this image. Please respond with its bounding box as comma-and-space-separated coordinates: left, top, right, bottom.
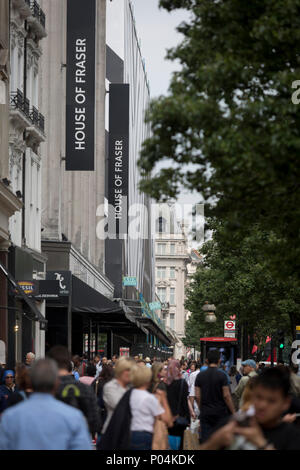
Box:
11, 0, 32, 22
10, 19, 26, 56
9, 137, 24, 178
27, 39, 42, 75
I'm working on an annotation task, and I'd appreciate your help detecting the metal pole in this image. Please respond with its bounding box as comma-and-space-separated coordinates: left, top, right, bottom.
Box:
89, 319, 93, 360
87, 320, 90, 361
240, 323, 244, 361
270, 337, 274, 367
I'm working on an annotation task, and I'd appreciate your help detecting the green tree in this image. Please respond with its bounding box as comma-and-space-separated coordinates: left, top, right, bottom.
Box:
139, 0, 300, 279
183, 223, 298, 351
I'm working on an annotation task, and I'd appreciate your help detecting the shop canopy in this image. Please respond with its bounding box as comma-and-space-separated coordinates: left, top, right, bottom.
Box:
72, 275, 123, 315
0, 260, 47, 329
47, 275, 171, 343
71, 276, 148, 335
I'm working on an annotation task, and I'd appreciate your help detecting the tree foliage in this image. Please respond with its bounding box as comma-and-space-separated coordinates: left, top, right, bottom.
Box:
139, 0, 300, 279
183, 223, 299, 348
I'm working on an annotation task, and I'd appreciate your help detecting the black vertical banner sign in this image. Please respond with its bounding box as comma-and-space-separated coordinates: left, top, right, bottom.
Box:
108, 84, 130, 238
66, 0, 96, 171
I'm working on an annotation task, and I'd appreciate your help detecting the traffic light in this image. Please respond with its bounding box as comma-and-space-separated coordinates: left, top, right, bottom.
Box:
278, 330, 285, 349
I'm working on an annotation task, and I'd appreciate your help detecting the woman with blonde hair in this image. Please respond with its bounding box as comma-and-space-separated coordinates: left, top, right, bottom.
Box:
148, 362, 167, 393
129, 364, 172, 450
101, 358, 132, 435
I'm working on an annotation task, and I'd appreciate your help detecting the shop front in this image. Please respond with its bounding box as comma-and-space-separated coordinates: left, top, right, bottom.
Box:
45, 274, 150, 358
0, 245, 48, 367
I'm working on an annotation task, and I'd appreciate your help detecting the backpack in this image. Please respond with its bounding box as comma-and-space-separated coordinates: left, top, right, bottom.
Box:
59, 381, 102, 436
60, 383, 89, 419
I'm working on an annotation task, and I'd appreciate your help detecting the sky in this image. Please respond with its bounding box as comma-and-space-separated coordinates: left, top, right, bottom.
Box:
130, 0, 189, 98
130, 1, 203, 244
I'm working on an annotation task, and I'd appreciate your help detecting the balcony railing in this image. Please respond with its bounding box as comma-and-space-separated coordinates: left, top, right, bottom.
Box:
30, 106, 39, 126
11, 90, 45, 133
30, 0, 46, 29
38, 113, 44, 132
30, 106, 45, 133
10, 89, 31, 120
39, 10, 46, 28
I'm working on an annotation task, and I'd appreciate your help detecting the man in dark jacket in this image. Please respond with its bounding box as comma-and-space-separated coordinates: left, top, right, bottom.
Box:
47, 346, 101, 436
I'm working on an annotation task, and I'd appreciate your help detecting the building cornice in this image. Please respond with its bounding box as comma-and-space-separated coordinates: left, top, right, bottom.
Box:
41, 240, 114, 297
21, 245, 48, 265
0, 181, 23, 218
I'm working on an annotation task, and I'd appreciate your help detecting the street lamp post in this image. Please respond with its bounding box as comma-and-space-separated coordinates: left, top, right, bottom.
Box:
203, 302, 217, 323
202, 302, 217, 362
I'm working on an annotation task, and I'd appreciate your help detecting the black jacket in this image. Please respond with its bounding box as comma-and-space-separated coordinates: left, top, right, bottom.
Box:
56, 375, 101, 435
98, 389, 132, 450
167, 378, 189, 418
166, 379, 190, 437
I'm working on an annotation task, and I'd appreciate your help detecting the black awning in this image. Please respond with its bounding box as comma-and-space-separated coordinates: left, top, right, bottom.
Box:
71, 276, 149, 334
0, 260, 47, 328
120, 300, 172, 346
71, 275, 123, 314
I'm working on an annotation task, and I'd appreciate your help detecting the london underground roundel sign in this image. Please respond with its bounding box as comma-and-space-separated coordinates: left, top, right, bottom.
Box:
224, 320, 236, 331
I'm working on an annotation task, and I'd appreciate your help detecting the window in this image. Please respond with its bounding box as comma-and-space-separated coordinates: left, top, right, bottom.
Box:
156, 216, 166, 233
170, 243, 175, 255
170, 314, 175, 330
157, 243, 166, 255
157, 287, 166, 303
157, 266, 166, 280
170, 288, 176, 305
170, 267, 176, 279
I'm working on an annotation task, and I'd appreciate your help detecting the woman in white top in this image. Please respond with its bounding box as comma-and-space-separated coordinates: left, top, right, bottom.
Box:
129, 364, 171, 450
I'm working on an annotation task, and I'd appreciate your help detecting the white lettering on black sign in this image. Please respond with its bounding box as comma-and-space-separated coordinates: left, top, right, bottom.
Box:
66, 0, 95, 171
74, 39, 87, 150
114, 140, 124, 220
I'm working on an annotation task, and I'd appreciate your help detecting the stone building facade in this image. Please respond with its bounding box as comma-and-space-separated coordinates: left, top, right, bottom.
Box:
0, 0, 23, 365
155, 204, 192, 358
0, 0, 48, 367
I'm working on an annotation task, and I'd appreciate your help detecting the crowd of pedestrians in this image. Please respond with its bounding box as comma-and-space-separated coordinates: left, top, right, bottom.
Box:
1, 348, 300, 450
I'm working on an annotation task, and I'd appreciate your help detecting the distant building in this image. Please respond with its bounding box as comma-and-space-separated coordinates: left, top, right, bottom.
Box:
155, 204, 201, 358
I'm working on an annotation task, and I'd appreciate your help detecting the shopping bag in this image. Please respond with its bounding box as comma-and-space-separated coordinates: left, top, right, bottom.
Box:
183, 428, 202, 450
190, 418, 200, 434
152, 418, 169, 450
